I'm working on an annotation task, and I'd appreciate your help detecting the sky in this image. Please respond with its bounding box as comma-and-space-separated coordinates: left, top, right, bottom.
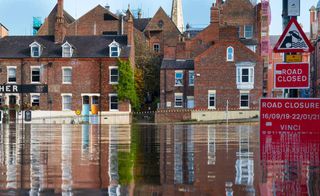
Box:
0, 0, 316, 36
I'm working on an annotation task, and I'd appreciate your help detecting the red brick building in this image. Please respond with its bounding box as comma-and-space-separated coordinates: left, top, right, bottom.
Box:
310, 3, 320, 97
0, 0, 134, 124
160, 1, 263, 111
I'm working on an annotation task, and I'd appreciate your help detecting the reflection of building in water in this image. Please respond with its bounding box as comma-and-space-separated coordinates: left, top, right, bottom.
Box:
207, 125, 216, 165
5, 124, 18, 189
235, 126, 255, 194
174, 125, 194, 185
61, 125, 73, 195
108, 125, 120, 196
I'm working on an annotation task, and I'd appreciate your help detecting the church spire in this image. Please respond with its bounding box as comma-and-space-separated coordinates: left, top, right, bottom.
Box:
171, 0, 184, 33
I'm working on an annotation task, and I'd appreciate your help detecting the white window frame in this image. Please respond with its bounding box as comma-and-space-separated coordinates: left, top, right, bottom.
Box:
62, 67, 72, 84
236, 62, 255, 90
31, 66, 41, 84
30, 93, 40, 107
188, 71, 194, 86
109, 66, 119, 84
109, 93, 119, 111
244, 25, 253, 39
29, 42, 42, 57
175, 70, 184, 86
174, 93, 183, 108
62, 42, 73, 57
61, 93, 72, 111
7, 66, 17, 84
109, 40, 120, 57
227, 46, 234, 62
153, 43, 160, 53
246, 45, 256, 53
208, 90, 216, 110
240, 91, 250, 109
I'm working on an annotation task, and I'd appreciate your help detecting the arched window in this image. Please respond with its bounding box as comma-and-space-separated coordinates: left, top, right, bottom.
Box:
227, 46, 234, 62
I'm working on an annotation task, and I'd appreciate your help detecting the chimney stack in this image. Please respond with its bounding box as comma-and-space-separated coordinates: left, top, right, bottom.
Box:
210, 3, 220, 24
55, 0, 66, 44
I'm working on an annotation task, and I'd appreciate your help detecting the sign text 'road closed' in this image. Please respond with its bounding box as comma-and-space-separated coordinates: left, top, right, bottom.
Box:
274, 63, 309, 89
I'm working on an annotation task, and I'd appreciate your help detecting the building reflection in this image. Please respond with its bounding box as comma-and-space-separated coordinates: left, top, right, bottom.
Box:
0, 124, 133, 195
260, 130, 320, 195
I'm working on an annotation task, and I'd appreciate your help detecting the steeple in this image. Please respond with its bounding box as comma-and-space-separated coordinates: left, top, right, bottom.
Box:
171, 0, 184, 33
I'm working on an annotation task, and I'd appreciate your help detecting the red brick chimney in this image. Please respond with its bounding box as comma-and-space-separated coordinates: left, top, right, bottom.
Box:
210, 3, 219, 24
126, 7, 135, 67
55, 0, 66, 44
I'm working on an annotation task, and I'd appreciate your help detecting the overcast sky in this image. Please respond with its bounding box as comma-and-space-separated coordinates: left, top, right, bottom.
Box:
0, 0, 315, 36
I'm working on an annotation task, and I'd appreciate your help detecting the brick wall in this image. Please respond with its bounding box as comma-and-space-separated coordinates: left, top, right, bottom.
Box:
0, 58, 130, 112
155, 109, 191, 123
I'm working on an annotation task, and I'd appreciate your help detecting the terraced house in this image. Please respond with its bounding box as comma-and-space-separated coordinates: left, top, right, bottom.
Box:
0, 0, 135, 124
159, 0, 263, 121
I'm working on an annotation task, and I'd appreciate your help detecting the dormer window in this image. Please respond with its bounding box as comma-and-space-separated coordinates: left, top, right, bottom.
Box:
62, 42, 74, 57
29, 42, 42, 57
109, 40, 120, 57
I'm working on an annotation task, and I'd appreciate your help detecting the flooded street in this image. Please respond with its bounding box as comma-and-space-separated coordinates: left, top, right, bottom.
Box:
0, 123, 319, 196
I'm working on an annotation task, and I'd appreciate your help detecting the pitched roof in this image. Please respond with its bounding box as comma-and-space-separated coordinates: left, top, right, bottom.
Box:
161, 59, 194, 70
0, 23, 9, 31
0, 35, 130, 58
133, 18, 151, 32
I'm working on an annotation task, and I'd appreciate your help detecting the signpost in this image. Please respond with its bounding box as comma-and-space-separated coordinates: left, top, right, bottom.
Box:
274, 63, 309, 89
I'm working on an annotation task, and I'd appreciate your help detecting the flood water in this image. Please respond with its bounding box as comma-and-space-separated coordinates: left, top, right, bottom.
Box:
0, 123, 319, 196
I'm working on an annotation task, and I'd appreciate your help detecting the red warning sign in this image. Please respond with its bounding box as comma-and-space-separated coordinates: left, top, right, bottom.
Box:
274, 63, 309, 89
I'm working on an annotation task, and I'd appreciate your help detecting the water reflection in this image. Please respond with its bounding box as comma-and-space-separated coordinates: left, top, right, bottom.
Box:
0, 123, 319, 195
260, 129, 320, 195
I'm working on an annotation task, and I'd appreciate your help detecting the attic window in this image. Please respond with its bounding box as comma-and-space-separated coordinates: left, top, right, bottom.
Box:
29, 42, 42, 57
158, 20, 164, 28
62, 42, 73, 57
109, 40, 120, 57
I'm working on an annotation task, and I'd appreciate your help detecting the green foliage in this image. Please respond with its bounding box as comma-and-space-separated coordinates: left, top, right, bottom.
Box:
135, 38, 162, 111
117, 59, 140, 111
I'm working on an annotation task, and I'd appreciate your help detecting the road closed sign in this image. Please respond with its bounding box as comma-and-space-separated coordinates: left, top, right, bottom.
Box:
260, 99, 320, 134
274, 63, 309, 89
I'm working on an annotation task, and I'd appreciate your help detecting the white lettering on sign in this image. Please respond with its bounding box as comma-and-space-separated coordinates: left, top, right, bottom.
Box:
277, 75, 308, 82
262, 102, 283, 109
281, 69, 302, 75
280, 124, 301, 131
0, 85, 19, 93
13, 85, 18, 92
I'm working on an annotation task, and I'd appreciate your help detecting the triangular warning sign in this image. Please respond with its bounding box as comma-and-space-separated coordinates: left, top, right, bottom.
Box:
273, 18, 314, 53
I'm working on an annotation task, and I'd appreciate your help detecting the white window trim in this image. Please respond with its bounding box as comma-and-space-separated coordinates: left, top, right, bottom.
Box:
109, 93, 119, 112
62, 41, 73, 58
208, 90, 216, 110
29, 42, 42, 57
109, 40, 120, 58
226, 46, 234, 62
236, 62, 255, 90
7, 66, 17, 84
61, 93, 72, 111
240, 91, 250, 109
81, 93, 100, 97
109, 66, 119, 84
174, 93, 183, 108
244, 25, 253, 39
30, 66, 41, 84
30, 93, 40, 106
62, 67, 72, 84
175, 70, 184, 87
189, 71, 194, 86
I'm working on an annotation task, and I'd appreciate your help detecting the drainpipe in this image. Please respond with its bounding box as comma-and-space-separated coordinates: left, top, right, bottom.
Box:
21, 59, 24, 126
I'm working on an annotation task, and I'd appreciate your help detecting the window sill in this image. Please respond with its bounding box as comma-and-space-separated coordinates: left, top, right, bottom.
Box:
174, 106, 183, 108
237, 83, 254, 90
31, 81, 41, 84
240, 107, 250, 110
175, 85, 184, 87
109, 82, 119, 85
109, 109, 119, 112
62, 82, 72, 85
208, 107, 216, 110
